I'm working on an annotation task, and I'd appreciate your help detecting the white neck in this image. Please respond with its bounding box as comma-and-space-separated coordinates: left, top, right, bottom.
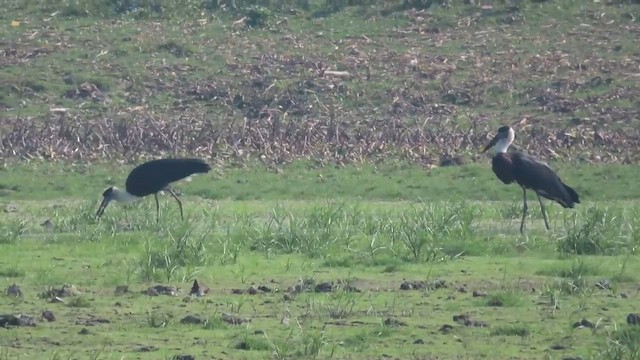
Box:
111, 187, 139, 204
493, 138, 512, 154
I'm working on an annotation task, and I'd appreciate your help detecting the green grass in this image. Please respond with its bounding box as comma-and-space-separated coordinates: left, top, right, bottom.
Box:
1, 160, 640, 202
1, 161, 640, 359
2, 1, 640, 359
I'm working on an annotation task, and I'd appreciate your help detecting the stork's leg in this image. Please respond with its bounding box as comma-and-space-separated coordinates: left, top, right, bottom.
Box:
520, 187, 528, 235
154, 193, 160, 223
536, 193, 551, 231
166, 188, 184, 221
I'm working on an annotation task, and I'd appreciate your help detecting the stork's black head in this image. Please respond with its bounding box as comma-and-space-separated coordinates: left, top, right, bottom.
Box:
497, 125, 512, 134
102, 187, 114, 197
96, 187, 116, 219
481, 126, 516, 154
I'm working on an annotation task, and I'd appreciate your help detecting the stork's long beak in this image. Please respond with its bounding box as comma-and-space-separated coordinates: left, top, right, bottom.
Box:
95, 197, 110, 219
481, 134, 500, 153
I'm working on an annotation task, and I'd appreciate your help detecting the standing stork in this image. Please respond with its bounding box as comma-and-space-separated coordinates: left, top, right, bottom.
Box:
481, 126, 580, 234
95, 158, 211, 222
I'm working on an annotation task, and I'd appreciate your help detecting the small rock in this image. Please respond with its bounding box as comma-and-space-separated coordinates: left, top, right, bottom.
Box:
468, 319, 488, 327
620, 292, 629, 299
342, 284, 361, 292
453, 314, 488, 327
453, 314, 469, 323
457, 286, 467, 293
143, 285, 179, 297
75, 317, 110, 326
6, 284, 22, 297
41, 311, 56, 322
136, 345, 158, 352
246, 286, 258, 295
114, 285, 128, 296
0, 314, 36, 327
234, 341, 251, 350
400, 280, 426, 291
41, 219, 55, 229
472, 290, 487, 297
487, 297, 504, 307
283, 294, 294, 301
4, 203, 18, 213
78, 328, 90, 335
384, 317, 407, 327
257, 285, 272, 293
572, 319, 594, 329
626, 313, 640, 325
413, 339, 424, 344
439, 324, 454, 334
429, 279, 447, 289
550, 344, 568, 350
222, 313, 250, 325
254, 330, 265, 335
189, 279, 209, 297
596, 279, 611, 290
315, 282, 333, 293
42, 284, 80, 299
180, 315, 204, 325
172, 355, 195, 360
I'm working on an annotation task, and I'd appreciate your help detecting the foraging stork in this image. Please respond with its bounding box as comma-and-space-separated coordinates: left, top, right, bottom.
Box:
95, 158, 211, 222
481, 126, 580, 234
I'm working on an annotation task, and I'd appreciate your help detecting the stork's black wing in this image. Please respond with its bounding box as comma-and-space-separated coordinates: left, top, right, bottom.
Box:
125, 158, 211, 197
512, 153, 580, 208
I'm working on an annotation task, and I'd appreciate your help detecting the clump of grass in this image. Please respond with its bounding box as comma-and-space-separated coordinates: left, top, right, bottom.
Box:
390, 202, 478, 262
142, 310, 173, 328
592, 325, 640, 360
0, 219, 26, 244
233, 335, 272, 351
536, 258, 602, 278
137, 223, 213, 282
321, 290, 359, 319
300, 330, 332, 359
203, 316, 227, 330
550, 275, 591, 296
558, 206, 625, 255
484, 290, 524, 307
249, 202, 358, 258
490, 325, 531, 337
0, 266, 25, 278
538, 258, 602, 295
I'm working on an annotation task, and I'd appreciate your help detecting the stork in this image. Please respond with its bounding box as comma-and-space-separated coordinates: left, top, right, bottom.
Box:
481, 126, 580, 234
95, 158, 211, 222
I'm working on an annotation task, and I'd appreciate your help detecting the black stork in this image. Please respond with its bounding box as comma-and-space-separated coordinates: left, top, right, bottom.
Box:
481, 126, 580, 234
96, 158, 211, 222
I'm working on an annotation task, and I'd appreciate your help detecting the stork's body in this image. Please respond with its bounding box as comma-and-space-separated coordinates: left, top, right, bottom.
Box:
96, 158, 211, 222
482, 126, 580, 234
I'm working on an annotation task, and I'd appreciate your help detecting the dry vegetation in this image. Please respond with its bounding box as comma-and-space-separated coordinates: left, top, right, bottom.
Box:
1, 1, 639, 165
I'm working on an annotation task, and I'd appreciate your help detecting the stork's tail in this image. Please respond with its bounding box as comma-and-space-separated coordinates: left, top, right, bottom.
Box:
187, 159, 212, 174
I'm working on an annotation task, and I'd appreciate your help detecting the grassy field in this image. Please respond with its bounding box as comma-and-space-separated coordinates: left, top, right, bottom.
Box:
1, 161, 640, 360
2, 0, 640, 359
